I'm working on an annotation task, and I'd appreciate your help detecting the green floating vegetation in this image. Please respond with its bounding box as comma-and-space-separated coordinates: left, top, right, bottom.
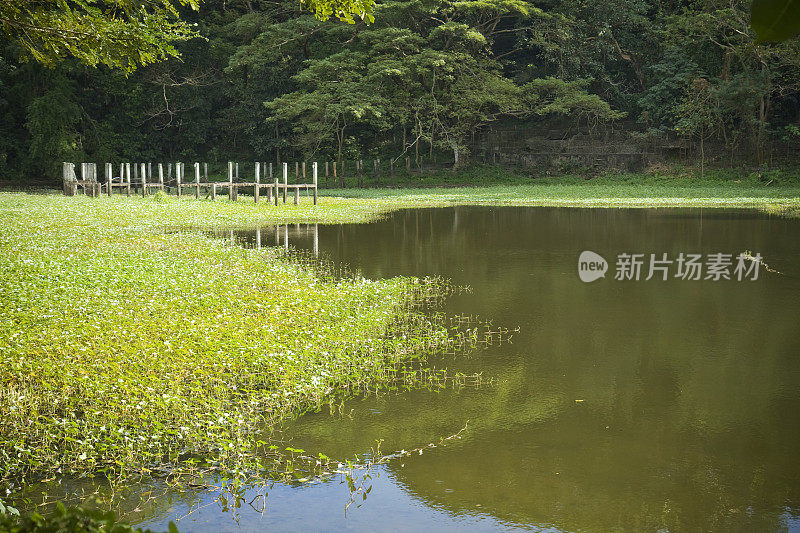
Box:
0, 193, 453, 493
0, 183, 796, 501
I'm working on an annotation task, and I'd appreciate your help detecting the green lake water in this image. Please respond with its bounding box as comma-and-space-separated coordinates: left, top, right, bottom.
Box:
45, 206, 800, 532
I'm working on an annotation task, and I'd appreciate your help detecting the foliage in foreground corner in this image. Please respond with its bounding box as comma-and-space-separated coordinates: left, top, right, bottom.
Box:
0, 0, 201, 73
0, 502, 174, 533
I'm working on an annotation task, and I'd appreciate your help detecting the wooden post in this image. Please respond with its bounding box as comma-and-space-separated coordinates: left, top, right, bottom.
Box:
269, 162, 273, 179
203, 162, 208, 182
106, 163, 112, 196
333, 161, 338, 187
295, 161, 299, 182
126, 163, 132, 197
176, 162, 182, 198
132, 162, 138, 193
148, 162, 152, 182
228, 162, 234, 201
302, 161, 306, 182
254, 161, 260, 204
294, 184, 299, 205
274, 176, 278, 206
95, 164, 102, 197
167, 162, 172, 192
85, 163, 93, 197
158, 163, 164, 188
235, 162, 239, 181
63, 163, 75, 196
211, 183, 217, 200
194, 162, 200, 199
93, 164, 100, 197
313, 223, 319, 257
312, 161, 318, 205
141, 163, 147, 197
283, 162, 288, 204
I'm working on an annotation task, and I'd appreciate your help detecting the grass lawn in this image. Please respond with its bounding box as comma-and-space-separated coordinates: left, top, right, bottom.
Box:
319, 173, 800, 214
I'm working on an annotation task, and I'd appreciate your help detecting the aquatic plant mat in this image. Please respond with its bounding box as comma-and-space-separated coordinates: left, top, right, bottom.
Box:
0, 193, 489, 506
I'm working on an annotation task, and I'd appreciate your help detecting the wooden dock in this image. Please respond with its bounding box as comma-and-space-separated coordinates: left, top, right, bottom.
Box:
62, 161, 319, 205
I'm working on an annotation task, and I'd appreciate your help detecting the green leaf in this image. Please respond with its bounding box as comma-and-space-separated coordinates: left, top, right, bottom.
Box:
751, 0, 800, 42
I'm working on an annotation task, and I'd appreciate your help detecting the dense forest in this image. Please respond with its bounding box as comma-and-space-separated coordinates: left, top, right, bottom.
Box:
1, 0, 799, 182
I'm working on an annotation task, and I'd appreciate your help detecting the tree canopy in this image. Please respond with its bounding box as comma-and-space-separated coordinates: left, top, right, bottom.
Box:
0, 0, 799, 181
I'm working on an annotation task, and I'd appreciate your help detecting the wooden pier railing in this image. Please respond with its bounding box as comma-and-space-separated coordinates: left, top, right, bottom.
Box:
62, 161, 319, 205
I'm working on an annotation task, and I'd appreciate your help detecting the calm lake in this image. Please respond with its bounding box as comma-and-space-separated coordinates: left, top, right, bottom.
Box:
48, 207, 800, 531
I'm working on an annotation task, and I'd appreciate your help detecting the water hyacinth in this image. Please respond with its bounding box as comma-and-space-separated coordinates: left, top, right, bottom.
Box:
0, 193, 453, 493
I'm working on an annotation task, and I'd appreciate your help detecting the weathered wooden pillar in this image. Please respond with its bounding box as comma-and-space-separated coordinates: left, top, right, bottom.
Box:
158, 163, 164, 188
141, 163, 147, 197
312, 161, 318, 205
295, 161, 299, 182
176, 162, 182, 198
80, 163, 87, 196
167, 162, 172, 192
333, 161, 337, 187
63, 163, 76, 196
282, 162, 288, 204
203, 162, 208, 182
126, 163, 132, 197
254, 161, 260, 204
132, 162, 138, 193
86, 164, 93, 197
148, 162, 152, 182
274, 176, 279, 206
228, 162, 234, 201
211, 183, 217, 200
194, 162, 200, 199
302, 161, 306, 182
106, 163, 112, 196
